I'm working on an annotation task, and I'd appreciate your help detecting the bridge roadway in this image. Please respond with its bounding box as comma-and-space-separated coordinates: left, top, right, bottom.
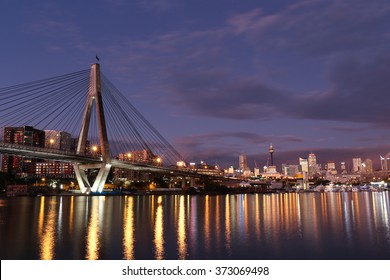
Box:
0, 142, 203, 178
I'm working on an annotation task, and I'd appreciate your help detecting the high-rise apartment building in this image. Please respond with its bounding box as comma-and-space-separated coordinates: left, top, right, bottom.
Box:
2, 126, 45, 177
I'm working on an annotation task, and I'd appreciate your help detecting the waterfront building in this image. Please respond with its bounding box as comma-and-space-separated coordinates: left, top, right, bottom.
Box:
113, 150, 164, 184
35, 162, 74, 178
117, 150, 162, 166
282, 164, 299, 177
352, 157, 362, 173
1, 126, 45, 177
326, 161, 337, 175
299, 158, 308, 173
187, 161, 224, 177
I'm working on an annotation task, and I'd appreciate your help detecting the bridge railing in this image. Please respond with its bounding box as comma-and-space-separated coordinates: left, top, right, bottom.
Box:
0, 142, 100, 159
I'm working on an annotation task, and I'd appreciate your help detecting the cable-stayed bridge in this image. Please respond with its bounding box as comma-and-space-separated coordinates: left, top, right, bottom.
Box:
0, 63, 210, 194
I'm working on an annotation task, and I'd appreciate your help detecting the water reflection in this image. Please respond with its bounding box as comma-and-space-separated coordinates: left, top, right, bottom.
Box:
224, 194, 231, 255
177, 195, 187, 259
39, 197, 57, 260
204, 195, 210, 253
1, 192, 390, 260
154, 196, 164, 259
85, 197, 102, 260
123, 196, 135, 260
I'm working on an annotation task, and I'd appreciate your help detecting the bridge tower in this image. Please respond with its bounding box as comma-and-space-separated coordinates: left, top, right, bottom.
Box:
73, 63, 111, 193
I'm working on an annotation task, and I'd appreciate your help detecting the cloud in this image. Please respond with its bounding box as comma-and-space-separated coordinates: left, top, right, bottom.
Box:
228, 0, 390, 56
286, 52, 390, 125
32, 0, 389, 127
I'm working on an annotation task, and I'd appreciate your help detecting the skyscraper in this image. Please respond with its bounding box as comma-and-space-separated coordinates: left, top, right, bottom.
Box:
308, 152, 319, 176
239, 153, 248, 171
299, 157, 308, 173
352, 157, 362, 173
380, 154, 390, 171
362, 158, 373, 174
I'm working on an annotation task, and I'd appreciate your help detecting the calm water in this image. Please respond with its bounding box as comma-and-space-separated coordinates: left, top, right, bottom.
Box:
1, 192, 390, 260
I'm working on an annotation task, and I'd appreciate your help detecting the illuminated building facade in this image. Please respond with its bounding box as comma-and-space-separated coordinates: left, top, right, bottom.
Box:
352, 157, 362, 173
380, 154, 390, 171
1, 126, 45, 177
308, 152, 320, 176
35, 162, 74, 178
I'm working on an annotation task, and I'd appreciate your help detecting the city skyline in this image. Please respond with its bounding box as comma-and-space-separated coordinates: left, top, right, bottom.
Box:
1, 0, 390, 169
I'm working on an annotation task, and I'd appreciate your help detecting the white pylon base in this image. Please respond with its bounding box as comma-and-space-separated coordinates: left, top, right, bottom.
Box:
74, 163, 111, 194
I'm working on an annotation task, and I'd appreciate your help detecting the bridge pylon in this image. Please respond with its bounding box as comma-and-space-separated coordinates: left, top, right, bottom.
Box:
73, 63, 111, 194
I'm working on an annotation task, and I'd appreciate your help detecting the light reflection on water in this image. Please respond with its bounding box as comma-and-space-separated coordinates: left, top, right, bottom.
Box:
85, 197, 101, 260
1, 192, 390, 260
154, 196, 164, 260
39, 197, 57, 260
177, 195, 187, 259
123, 196, 135, 260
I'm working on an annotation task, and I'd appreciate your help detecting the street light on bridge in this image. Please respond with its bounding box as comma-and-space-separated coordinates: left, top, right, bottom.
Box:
49, 138, 54, 149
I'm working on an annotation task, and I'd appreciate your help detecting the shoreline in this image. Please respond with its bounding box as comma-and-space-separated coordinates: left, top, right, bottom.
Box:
2, 188, 389, 198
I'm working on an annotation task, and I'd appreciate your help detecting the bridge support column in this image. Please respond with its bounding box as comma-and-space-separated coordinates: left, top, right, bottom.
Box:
74, 63, 111, 194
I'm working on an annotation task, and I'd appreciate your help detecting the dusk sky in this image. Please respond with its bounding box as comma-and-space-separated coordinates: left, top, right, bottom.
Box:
1, 0, 390, 170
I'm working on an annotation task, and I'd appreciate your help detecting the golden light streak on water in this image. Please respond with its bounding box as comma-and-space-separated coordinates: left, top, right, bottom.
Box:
154, 196, 165, 260
69, 196, 74, 235
86, 198, 100, 260
204, 195, 210, 250
243, 194, 249, 240
38, 196, 45, 237
215, 195, 221, 249
177, 195, 187, 259
255, 194, 260, 242
225, 194, 231, 254
123, 196, 135, 260
39, 198, 56, 260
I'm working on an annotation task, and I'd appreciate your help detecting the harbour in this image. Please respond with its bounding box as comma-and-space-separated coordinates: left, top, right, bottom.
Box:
1, 191, 390, 260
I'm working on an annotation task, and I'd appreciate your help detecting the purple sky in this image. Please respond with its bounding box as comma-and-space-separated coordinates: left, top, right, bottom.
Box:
1, 0, 390, 170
